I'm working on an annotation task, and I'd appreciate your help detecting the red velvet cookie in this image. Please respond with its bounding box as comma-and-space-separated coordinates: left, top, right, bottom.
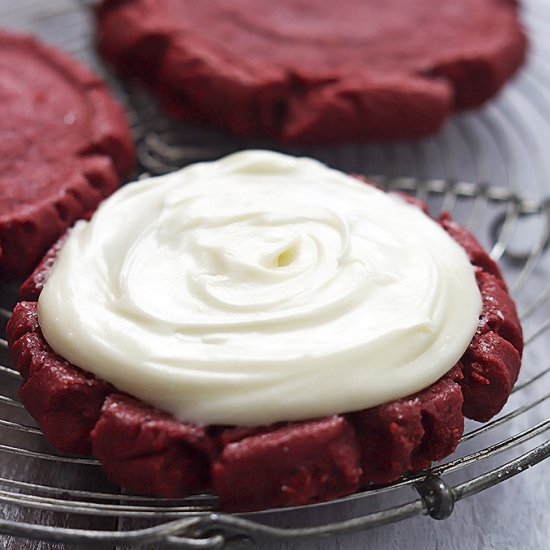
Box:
95, 0, 527, 144
0, 29, 135, 280
6, 200, 522, 512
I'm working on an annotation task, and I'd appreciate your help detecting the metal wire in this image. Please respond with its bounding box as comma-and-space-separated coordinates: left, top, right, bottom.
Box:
1, 0, 550, 546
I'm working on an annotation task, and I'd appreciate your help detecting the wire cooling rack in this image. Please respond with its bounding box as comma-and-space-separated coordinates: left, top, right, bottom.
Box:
1, 0, 550, 547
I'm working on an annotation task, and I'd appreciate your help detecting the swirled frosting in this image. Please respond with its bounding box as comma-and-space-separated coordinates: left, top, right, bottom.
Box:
38, 151, 482, 426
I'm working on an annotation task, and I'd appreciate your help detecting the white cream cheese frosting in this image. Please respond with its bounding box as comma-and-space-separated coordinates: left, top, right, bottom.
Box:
38, 151, 482, 426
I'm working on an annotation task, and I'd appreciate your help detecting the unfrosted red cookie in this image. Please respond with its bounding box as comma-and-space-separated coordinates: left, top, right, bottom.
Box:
95, 0, 527, 144
6, 198, 522, 512
0, 29, 135, 280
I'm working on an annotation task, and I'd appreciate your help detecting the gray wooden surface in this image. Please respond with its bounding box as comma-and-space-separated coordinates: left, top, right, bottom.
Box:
1, 0, 549, 548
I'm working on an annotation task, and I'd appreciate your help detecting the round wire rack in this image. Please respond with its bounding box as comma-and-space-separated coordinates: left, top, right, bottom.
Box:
1, 0, 550, 547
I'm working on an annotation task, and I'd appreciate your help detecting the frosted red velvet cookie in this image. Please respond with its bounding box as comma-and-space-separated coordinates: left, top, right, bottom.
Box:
0, 29, 135, 280
7, 153, 522, 512
95, 0, 527, 144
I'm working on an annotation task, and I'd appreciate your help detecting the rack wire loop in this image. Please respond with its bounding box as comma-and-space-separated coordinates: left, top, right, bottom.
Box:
413, 476, 455, 520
